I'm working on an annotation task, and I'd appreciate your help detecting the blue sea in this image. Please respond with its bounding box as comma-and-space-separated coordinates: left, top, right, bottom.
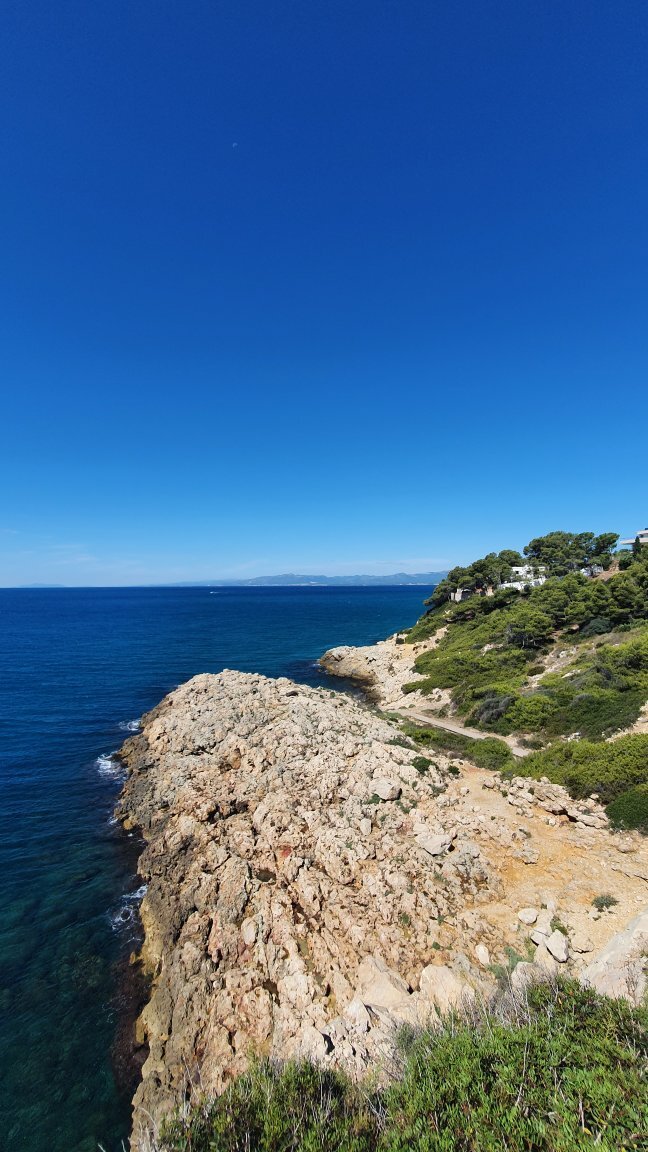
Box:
0, 585, 431, 1151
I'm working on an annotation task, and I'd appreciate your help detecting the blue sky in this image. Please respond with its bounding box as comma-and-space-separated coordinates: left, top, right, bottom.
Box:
1, 1, 646, 585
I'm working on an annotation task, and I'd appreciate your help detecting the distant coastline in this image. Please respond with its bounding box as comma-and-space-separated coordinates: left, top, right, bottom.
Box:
171, 571, 447, 587
12, 572, 447, 590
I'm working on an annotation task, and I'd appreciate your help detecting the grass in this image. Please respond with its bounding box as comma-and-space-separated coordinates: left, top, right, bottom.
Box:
402, 724, 515, 773
157, 979, 648, 1152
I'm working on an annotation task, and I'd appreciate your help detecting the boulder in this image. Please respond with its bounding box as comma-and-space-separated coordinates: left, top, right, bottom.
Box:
415, 833, 452, 857
475, 943, 490, 968
517, 907, 538, 926
418, 965, 469, 1014
356, 955, 411, 1012
373, 779, 401, 802
298, 1024, 332, 1061
545, 930, 569, 963
582, 908, 648, 1005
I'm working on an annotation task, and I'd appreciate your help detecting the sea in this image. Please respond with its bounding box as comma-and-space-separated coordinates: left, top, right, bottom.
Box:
0, 584, 432, 1152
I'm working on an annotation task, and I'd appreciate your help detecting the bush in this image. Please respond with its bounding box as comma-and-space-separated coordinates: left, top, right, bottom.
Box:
605, 784, 648, 832
520, 734, 648, 804
404, 725, 515, 773
411, 755, 434, 775
470, 693, 514, 726
580, 616, 613, 638
160, 1059, 375, 1152
591, 894, 619, 911
159, 979, 648, 1152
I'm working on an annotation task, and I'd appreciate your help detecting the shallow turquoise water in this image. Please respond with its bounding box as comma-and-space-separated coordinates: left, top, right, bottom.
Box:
0, 585, 431, 1151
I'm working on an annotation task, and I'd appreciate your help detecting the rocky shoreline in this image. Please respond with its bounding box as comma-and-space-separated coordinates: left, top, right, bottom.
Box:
117, 649, 648, 1148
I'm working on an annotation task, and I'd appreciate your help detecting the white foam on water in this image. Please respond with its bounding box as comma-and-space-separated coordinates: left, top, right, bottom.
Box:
110, 884, 147, 932
96, 753, 122, 778
125, 884, 147, 902
118, 718, 141, 732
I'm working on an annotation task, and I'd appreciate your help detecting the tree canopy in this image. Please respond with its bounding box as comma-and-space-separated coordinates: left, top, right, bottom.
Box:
523, 531, 619, 575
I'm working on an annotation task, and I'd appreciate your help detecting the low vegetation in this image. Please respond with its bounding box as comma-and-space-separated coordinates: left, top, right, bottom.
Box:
402, 532, 648, 826
403, 724, 515, 773
159, 979, 648, 1152
517, 733, 648, 803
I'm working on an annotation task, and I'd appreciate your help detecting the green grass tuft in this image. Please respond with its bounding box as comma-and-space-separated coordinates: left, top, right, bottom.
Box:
159, 979, 648, 1152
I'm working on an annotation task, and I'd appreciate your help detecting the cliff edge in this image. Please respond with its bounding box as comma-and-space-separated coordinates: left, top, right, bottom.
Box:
117, 670, 648, 1146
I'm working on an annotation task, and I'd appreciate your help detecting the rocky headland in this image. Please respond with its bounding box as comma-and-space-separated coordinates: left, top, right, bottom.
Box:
117, 660, 648, 1146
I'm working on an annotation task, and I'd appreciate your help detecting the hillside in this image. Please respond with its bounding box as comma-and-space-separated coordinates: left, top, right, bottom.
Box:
325, 530, 648, 832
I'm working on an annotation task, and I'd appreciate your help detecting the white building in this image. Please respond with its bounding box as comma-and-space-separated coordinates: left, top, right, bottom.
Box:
620, 529, 648, 548
500, 565, 547, 592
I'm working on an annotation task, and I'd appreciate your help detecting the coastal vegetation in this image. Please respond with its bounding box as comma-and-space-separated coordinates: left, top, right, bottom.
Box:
404, 531, 648, 830
159, 979, 648, 1152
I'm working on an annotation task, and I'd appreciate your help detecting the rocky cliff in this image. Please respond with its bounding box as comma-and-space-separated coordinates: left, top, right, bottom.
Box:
117, 669, 648, 1146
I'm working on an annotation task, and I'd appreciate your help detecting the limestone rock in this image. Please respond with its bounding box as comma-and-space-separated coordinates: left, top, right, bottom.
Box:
373, 779, 401, 802
356, 955, 411, 1011
510, 962, 539, 993
545, 930, 569, 963
534, 942, 559, 973
418, 965, 469, 1014
415, 833, 451, 857
517, 907, 538, 926
582, 908, 648, 1005
570, 931, 594, 954
475, 944, 490, 967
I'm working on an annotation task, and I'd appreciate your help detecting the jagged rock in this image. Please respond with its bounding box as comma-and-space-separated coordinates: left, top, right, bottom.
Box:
116, 671, 476, 1140
534, 942, 559, 973
545, 930, 569, 963
570, 931, 594, 954
356, 955, 411, 1012
418, 965, 470, 1014
298, 1024, 332, 1060
582, 909, 648, 1004
373, 779, 401, 801
115, 663, 648, 1148
415, 833, 451, 857
344, 997, 371, 1033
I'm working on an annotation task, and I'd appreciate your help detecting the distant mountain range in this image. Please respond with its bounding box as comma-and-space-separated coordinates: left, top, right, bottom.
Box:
172, 572, 447, 587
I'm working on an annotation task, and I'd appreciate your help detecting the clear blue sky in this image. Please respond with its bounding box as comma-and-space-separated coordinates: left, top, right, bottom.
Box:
1, 1, 646, 585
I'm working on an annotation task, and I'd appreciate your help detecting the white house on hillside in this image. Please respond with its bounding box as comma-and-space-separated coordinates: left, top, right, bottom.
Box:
500, 565, 547, 592
620, 529, 648, 547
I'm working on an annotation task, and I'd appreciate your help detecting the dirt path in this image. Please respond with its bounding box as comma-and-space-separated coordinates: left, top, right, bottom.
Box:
395, 706, 531, 758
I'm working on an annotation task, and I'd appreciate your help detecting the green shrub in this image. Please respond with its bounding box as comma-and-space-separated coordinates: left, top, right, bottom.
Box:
411, 755, 433, 775
472, 737, 516, 772
580, 615, 613, 638
404, 725, 514, 773
519, 734, 648, 804
605, 784, 648, 832
591, 894, 619, 911
160, 1059, 375, 1152
159, 979, 648, 1152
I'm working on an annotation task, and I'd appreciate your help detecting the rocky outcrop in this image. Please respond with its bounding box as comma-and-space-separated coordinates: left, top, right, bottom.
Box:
582, 908, 648, 1004
117, 669, 648, 1146
117, 672, 492, 1142
319, 635, 436, 710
